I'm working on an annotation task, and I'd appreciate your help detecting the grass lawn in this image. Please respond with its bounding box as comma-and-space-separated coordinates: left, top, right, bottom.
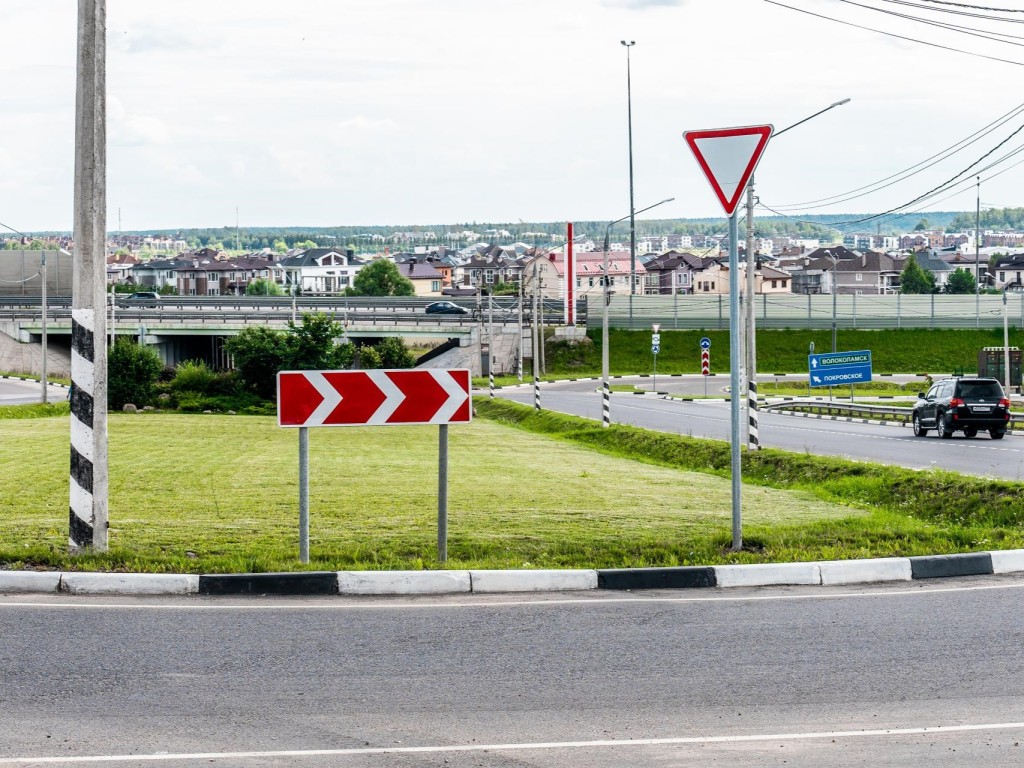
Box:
4, 399, 1022, 574
1, 411, 856, 574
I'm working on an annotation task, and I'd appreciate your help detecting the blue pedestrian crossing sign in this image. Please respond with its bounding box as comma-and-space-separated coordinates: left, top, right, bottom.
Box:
808, 350, 872, 387
652, 344, 660, 355
700, 337, 711, 350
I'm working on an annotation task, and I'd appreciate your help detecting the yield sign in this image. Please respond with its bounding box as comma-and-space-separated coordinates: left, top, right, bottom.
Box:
683, 124, 773, 216
277, 369, 471, 427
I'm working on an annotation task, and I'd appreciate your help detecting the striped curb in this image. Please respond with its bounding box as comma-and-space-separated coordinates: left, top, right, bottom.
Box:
60, 572, 199, 595
338, 570, 471, 595
198, 571, 339, 595
0, 374, 70, 388
468, 569, 598, 593
1, 550, 1020, 596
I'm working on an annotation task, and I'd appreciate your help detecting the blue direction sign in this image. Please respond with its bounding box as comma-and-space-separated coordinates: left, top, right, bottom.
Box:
808, 349, 872, 388
700, 337, 712, 350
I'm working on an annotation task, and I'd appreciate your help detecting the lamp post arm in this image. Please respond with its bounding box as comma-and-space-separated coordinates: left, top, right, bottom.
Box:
773, 98, 851, 138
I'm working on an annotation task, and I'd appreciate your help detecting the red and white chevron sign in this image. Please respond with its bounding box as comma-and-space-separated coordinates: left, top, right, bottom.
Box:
277, 369, 472, 427
701, 350, 710, 376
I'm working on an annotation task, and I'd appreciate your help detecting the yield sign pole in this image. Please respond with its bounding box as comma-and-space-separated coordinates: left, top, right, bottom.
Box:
684, 124, 772, 552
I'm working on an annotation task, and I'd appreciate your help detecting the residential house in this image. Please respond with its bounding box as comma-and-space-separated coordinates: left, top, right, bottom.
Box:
461, 252, 523, 292
993, 253, 1024, 290
642, 250, 705, 295
521, 252, 562, 299
914, 251, 954, 291
130, 257, 184, 291
176, 257, 247, 296
276, 248, 362, 294
692, 259, 792, 295
396, 261, 446, 296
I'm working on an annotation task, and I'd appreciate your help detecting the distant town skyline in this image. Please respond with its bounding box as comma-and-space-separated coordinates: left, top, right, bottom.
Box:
3, 1, 1024, 232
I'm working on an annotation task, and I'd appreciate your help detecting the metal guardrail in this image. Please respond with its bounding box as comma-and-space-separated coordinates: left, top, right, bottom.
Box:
593, 293, 1024, 330
0, 295, 582, 327
763, 399, 1024, 430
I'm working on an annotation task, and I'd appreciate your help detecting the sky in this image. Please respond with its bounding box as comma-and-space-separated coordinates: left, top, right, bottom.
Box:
4, 0, 1024, 232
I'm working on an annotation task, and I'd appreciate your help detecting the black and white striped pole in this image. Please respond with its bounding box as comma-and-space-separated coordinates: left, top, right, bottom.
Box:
745, 178, 759, 450
601, 198, 674, 427
70, 0, 109, 552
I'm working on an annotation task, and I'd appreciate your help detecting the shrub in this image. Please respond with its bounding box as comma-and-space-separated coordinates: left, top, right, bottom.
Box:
170, 360, 218, 394
108, 339, 164, 409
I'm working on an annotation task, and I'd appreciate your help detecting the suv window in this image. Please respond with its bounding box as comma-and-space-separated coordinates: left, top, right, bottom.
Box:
957, 380, 1003, 399
938, 381, 954, 398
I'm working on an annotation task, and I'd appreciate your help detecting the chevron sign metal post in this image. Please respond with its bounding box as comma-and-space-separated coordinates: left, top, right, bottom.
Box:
277, 368, 472, 564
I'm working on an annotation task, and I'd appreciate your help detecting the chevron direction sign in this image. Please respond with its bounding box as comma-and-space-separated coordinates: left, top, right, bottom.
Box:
277, 369, 472, 427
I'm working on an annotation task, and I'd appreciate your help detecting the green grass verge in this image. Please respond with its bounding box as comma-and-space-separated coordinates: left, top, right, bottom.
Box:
1, 400, 1021, 573
545, 327, 1024, 377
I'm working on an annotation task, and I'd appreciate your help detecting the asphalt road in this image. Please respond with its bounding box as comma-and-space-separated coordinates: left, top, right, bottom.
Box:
497, 382, 1024, 481
0, 378, 65, 406
2, 577, 1023, 767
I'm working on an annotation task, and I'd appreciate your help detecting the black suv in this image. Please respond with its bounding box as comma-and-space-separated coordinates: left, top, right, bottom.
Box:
912, 377, 1010, 439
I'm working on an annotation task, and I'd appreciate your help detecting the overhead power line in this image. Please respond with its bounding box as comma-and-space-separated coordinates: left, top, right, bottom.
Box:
763, 0, 1024, 65
770, 101, 1024, 210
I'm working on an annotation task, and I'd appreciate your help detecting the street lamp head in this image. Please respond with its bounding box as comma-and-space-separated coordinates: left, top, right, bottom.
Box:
621, 40, 635, 47
831, 98, 851, 108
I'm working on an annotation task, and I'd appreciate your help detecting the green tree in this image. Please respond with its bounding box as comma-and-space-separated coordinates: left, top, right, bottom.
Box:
294, 239, 318, 250
224, 325, 288, 400
376, 337, 415, 368
107, 339, 164, 409
272, 239, 288, 254
900, 255, 936, 294
913, 219, 929, 232
350, 259, 415, 297
246, 278, 284, 296
283, 312, 349, 371
945, 267, 976, 294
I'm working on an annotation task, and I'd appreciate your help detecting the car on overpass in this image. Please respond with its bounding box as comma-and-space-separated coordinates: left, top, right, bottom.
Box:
425, 301, 470, 316
116, 291, 161, 309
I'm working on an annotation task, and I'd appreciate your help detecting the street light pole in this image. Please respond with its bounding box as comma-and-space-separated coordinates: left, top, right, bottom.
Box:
976, 175, 981, 328
621, 40, 637, 327
1004, 288, 1011, 392
602, 197, 674, 428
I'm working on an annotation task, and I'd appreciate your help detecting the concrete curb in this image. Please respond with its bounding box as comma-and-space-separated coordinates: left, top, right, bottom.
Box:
1, 550, 1021, 596
469, 569, 598, 593
338, 570, 471, 595
714, 562, 821, 588
0, 374, 69, 389
0, 571, 62, 593
60, 572, 199, 595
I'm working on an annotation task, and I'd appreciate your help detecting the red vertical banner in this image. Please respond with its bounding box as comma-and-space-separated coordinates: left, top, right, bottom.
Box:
565, 222, 575, 326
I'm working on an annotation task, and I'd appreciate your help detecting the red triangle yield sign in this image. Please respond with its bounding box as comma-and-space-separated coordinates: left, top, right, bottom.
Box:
684, 124, 772, 216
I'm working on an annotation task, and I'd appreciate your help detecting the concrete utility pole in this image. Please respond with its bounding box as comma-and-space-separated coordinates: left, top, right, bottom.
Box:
621, 40, 637, 327
70, 0, 109, 552
40, 251, 48, 404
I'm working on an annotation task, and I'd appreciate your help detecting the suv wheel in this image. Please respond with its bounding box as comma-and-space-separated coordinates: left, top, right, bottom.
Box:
912, 413, 928, 437
990, 429, 1006, 440
938, 413, 954, 439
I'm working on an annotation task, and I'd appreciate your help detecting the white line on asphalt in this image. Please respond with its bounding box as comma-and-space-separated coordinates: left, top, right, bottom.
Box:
1, 580, 1023, 611
2, 721, 1023, 764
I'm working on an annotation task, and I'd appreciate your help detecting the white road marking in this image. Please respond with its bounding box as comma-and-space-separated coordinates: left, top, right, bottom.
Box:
2, 721, 1023, 764
1, 580, 1022, 611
